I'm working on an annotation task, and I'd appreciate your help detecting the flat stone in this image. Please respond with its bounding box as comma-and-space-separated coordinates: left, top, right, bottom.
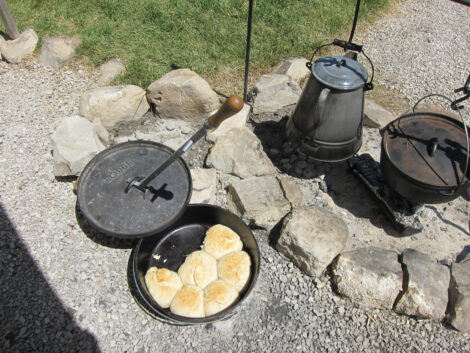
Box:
363, 98, 396, 129
97, 59, 125, 86
50, 116, 105, 176
227, 175, 291, 232
147, 68, 219, 124
248, 74, 302, 122
0, 29, 38, 64
394, 249, 450, 320
39, 37, 81, 69
447, 252, 470, 332
332, 247, 402, 310
206, 127, 276, 178
277, 175, 303, 207
276, 58, 311, 87
79, 85, 150, 129
190, 168, 217, 204
206, 104, 250, 143
277, 206, 348, 277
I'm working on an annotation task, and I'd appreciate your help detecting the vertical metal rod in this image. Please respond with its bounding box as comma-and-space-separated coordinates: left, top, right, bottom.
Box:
243, 0, 254, 102
0, 0, 19, 39
348, 0, 361, 44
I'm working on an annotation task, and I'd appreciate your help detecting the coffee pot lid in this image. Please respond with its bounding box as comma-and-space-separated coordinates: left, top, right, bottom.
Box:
312, 55, 367, 90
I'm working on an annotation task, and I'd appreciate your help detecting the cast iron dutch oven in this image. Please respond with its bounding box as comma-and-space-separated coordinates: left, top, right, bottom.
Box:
380, 108, 470, 204
131, 204, 260, 324
77, 96, 260, 324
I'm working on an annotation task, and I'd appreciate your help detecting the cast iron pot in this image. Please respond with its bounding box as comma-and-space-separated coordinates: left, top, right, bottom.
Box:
380, 111, 470, 204
131, 204, 260, 324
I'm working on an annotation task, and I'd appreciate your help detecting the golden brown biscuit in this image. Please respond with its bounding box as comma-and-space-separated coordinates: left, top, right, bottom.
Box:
217, 250, 251, 292
170, 285, 205, 318
177, 250, 217, 289
203, 280, 239, 316
144, 267, 183, 308
202, 224, 243, 259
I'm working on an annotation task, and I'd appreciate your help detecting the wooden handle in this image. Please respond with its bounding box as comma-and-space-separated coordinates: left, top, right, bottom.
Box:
207, 95, 244, 128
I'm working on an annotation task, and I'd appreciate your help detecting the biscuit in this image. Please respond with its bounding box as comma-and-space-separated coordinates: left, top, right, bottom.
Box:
217, 250, 251, 292
202, 224, 243, 259
170, 285, 205, 318
203, 280, 239, 316
144, 267, 183, 308
178, 250, 217, 289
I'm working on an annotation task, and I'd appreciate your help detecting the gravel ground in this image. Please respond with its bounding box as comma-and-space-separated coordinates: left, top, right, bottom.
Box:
1, 1, 470, 352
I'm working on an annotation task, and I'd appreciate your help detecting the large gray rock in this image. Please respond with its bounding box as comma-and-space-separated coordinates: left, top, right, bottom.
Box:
249, 74, 302, 123
39, 37, 81, 69
0, 29, 38, 64
447, 252, 470, 332
97, 59, 125, 86
79, 85, 150, 129
50, 116, 105, 176
332, 247, 402, 309
206, 104, 250, 143
206, 127, 276, 178
190, 168, 217, 204
394, 249, 450, 320
147, 68, 219, 123
276, 58, 310, 87
363, 99, 396, 129
277, 207, 348, 277
227, 176, 291, 232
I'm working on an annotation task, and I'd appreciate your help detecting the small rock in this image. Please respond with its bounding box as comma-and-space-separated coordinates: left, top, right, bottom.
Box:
394, 249, 450, 320
79, 85, 150, 129
206, 127, 276, 178
39, 37, 81, 69
277, 175, 303, 207
276, 58, 311, 87
227, 175, 291, 232
190, 168, 217, 204
206, 104, 250, 143
277, 206, 348, 277
363, 98, 396, 129
249, 74, 302, 122
147, 68, 219, 124
97, 59, 125, 86
332, 247, 402, 309
0, 29, 38, 64
447, 251, 470, 332
50, 116, 105, 176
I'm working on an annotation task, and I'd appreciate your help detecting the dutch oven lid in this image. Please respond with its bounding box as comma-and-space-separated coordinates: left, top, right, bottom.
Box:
312, 55, 367, 90
382, 113, 469, 189
77, 140, 192, 239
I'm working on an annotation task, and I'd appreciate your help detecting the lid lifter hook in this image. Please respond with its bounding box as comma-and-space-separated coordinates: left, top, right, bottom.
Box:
451, 73, 470, 110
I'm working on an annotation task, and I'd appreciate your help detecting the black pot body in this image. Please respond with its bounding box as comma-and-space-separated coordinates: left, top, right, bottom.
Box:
131, 204, 260, 324
380, 147, 463, 204
287, 71, 364, 162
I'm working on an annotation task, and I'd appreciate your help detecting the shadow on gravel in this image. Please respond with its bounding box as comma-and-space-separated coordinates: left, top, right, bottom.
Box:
0, 203, 101, 353
75, 202, 137, 249
252, 118, 400, 236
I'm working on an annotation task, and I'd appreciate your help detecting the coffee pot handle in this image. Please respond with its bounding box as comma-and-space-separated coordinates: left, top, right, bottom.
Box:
313, 88, 330, 129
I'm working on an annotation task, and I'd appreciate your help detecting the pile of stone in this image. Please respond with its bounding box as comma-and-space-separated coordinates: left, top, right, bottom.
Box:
2, 31, 468, 333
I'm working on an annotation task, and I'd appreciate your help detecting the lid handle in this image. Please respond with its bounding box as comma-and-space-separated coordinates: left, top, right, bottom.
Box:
208, 95, 244, 128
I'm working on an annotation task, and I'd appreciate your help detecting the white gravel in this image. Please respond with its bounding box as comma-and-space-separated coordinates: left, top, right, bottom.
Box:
1, 1, 470, 352
356, 0, 470, 117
